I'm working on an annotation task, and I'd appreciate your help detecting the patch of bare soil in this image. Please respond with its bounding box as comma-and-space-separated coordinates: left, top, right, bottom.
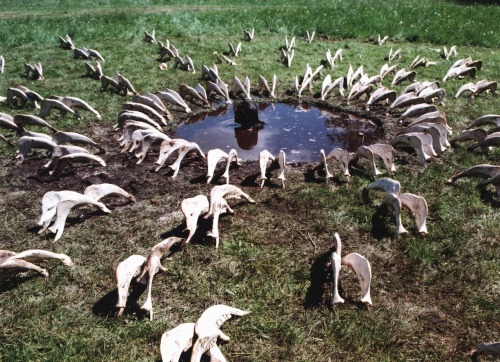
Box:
1, 97, 408, 219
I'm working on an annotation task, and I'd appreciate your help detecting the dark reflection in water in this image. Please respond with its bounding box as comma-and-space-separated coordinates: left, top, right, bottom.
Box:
176, 103, 382, 162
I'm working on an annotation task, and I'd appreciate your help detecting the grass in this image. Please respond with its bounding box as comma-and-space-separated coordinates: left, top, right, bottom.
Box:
0, 1, 499, 361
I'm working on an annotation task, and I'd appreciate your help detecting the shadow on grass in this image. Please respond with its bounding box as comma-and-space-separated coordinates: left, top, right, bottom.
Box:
304, 249, 332, 309
304, 249, 370, 310
242, 170, 284, 188
478, 186, 500, 208
0, 274, 41, 294
92, 281, 148, 319
303, 165, 349, 185
241, 172, 260, 187
362, 188, 396, 240
154, 349, 208, 362
370, 203, 397, 240
160, 218, 213, 247
189, 173, 208, 184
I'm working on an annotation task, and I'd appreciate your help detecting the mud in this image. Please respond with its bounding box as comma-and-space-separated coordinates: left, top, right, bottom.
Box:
1, 97, 405, 205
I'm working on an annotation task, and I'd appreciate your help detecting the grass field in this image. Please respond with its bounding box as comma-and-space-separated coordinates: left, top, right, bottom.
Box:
0, 1, 499, 361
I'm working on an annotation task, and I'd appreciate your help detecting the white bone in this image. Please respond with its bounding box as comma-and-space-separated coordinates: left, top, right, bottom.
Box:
179, 84, 210, 108
194, 304, 250, 345
136, 237, 184, 320
208, 184, 255, 217
377, 35, 388, 46
408, 111, 450, 134
207, 196, 233, 248
342, 252, 372, 304
127, 128, 157, 153
115, 254, 146, 316
8, 249, 73, 266
447, 164, 500, 184
168, 142, 205, 178
243, 28, 254, 41
132, 94, 168, 114
39, 191, 111, 241
331, 232, 344, 305
400, 103, 438, 120
181, 195, 209, 243
324, 148, 350, 177
391, 68, 416, 86
366, 177, 401, 195
230, 76, 251, 100
320, 149, 334, 179
277, 150, 286, 188
87, 48, 105, 62
305, 30, 315, 43
135, 132, 170, 164
468, 132, 500, 151
123, 102, 169, 124
49, 152, 106, 177
156, 89, 191, 113
0, 249, 72, 278
258, 74, 277, 99
399, 193, 428, 234
455, 82, 477, 98
354, 146, 381, 176
384, 192, 408, 234
474, 79, 497, 96
160, 322, 196, 362
259, 150, 276, 187
206, 149, 229, 183
49, 96, 101, 120
467, 114, 500, 129
118, 110, 162, 131
39, 99, 76, 119
213, 51, 236, 66
16, 136, 56, 163
84, 183, 136, 202
389, 132, 435, 164
450, 128, 487, 146
402, 124, 447, 155
155, 139, 191, 172
443, 64, 476, 82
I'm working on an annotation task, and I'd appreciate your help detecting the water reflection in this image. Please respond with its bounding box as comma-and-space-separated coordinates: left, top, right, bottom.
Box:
176, 102, 381, 162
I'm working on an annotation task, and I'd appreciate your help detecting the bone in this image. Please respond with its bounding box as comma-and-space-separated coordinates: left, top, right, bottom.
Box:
38, 191, 111, 241
136, 237, 184, 320
331, 233, 344, 305
115, 254, 146, 316
322, 148, 350, 178
181, 195, 209, 244
341, 252, 372, 305
84, 183, 136, 203
49, 152, 106, 177
366, 177, 401, 195
16, 136, 56, 163
389, 132, 436, 165
259, 150, 276, 187
160, 322, 196, 362
399, 193, 428, 234
194, 304, 250, 345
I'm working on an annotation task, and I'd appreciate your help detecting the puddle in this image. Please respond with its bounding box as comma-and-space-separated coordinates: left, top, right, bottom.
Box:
176, 102, 382, 163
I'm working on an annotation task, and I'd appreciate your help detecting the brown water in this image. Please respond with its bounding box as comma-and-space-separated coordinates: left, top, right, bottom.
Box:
176, 102, 382, 162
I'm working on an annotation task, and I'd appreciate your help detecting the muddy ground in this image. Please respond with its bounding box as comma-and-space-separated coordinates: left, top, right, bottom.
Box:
1, 97, 404, 202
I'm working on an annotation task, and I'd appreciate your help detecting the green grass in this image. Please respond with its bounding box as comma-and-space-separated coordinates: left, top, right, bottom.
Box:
1, 1, 500, 46
0, 1, 499, 361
